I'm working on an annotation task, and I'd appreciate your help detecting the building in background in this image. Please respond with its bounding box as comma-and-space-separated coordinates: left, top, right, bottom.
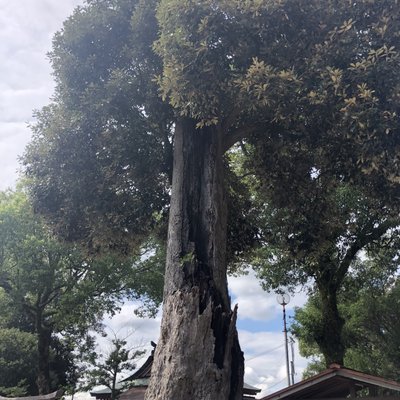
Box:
90, 345, 260, 400
260, 364, 400, 399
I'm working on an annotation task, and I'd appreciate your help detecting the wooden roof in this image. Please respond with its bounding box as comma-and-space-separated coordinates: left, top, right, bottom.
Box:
122, 353, 153, 381
0, 390, 63, 400
243, 382, 261, 396
91, 347, 155, 399
260, 364, 400, 399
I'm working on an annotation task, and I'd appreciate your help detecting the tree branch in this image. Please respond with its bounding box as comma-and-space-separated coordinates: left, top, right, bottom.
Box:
222, 125, 258, 152
336, 218, 399, 285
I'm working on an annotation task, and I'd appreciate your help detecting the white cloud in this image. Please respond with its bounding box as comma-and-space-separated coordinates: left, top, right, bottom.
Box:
228, 271, 308, 322
0, 0, 84, 191
227, 272, 310, 396
101, 302, 162, 345
238, 330, 308, 398
0, 122, 31, 189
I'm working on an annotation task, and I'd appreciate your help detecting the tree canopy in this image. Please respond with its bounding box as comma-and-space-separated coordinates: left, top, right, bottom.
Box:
23, 0, 400, 398
25, 0, 400, 255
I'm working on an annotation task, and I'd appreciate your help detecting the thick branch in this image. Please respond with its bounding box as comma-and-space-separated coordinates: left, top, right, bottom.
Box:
222, 125, 257, 152
336, 218, 399, 285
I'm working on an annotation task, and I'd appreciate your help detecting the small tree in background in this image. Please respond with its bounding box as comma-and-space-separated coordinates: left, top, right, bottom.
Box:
83, 332, 145, 400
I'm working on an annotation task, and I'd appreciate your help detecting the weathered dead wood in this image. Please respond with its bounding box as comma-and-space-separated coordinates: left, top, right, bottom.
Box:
145, 118, 243, 399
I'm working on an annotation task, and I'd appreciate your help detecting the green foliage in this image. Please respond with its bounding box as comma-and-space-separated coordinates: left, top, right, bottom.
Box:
125, 238, 165, 318
225, 151, 262, 269
0, 328, 37, 396
251, 180, 398, 290
25, 0, 173, 253
293, 254, 400, 380
0, 190, 106, 331
245, 137, 399, 364
155, 0, 399, 193
344, 280, 400, 380
156, 0, 400, 281
0, 189, 164, 394
24, 0, 264, 264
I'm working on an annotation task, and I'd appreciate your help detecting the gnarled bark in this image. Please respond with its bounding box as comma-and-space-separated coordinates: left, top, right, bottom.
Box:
145, 118, 243, 400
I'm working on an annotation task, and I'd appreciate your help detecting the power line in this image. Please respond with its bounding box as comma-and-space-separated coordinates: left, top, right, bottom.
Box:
245, 343, 284, 362
265, 377, 287, 391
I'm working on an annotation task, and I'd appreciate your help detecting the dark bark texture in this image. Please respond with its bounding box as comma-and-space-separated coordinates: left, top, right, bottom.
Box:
145, 118, 244, 400
316, 277, 345, 367
36, 317, 51, 395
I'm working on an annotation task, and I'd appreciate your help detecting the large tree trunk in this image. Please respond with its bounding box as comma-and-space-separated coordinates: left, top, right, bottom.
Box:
316, 282, 345, 367
146, 118, 244, 400
36, 317, 51, 394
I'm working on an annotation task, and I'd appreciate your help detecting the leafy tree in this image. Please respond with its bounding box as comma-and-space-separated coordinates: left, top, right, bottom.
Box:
345, 280, 400, 380
249, 172, 399, 365
83, 333, 145, 400
0, 189, 162, 394
293, 251, 400, 378
24, 0, 400, 398
0, 287, 32, 331
0, 328, 37, 396
0, 292, 77, 396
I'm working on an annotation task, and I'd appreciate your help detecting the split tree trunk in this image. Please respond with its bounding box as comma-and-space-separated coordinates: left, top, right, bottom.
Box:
145, 118, 244, 400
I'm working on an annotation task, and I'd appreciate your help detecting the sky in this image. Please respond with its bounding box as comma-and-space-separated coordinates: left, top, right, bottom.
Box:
0, 1, 310, 398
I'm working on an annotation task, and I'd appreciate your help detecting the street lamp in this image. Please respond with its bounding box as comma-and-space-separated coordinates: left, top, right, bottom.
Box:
276, 293, 291, 386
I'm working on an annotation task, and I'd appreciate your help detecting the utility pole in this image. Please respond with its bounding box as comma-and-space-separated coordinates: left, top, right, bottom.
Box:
277, 293, 291, 387
289, 336, 295, 385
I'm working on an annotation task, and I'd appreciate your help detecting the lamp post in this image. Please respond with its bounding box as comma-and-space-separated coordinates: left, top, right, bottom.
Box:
277, 293, 291, 387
